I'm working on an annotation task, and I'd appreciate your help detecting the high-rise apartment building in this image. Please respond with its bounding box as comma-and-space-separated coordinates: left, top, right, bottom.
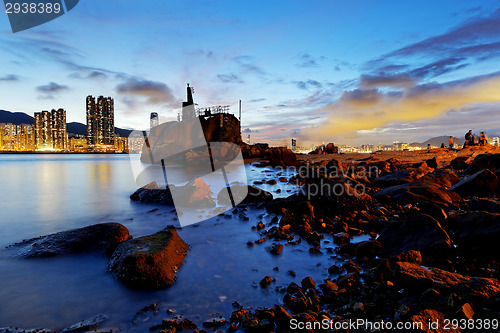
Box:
0, 123, 34, 151
34, 109, 67, 150
86, 95, 115, 146
34, 111, 53, 150
51, 108, 67, 150
150, 112, 159, 128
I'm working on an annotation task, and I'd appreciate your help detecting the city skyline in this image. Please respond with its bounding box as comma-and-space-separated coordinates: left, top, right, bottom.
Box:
1, 1, 500, 145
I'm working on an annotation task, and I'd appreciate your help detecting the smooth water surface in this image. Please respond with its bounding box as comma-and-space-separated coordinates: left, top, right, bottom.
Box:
0, 154, 345, 332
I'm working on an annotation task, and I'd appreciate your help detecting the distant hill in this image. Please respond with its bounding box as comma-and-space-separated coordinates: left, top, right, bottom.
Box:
0, 109, 132, 137
412, 136, 464, 147
0, 109, 34, 124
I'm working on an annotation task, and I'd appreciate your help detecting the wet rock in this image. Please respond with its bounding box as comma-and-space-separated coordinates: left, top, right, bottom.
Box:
260, 276, 272, 288
218, 185, 273, 205
267, 243, 283, 255
5, 223, 131, 258
279, 201, 315, 227
320, 278, 339, 293
300, 276, 316, 289
202, 316, 226, 328
130, 181, 175, 205
352, 239, 381, 259
230, 308, 250, 323
333, 232, 350, 245
254, 222, 265, 230
444, 211, 500, 256
107, 227, 189, 289
266, 179, 277, 185
155, 316, 197, 331
62, 314, 107, 332
336, 272, 360, 290
449, 169, 498, 196
131, 178, 216, 208
394, 262, 500, 298
173, 177, 216, 208
328, 264, 342, 275
378, 214, 454, 259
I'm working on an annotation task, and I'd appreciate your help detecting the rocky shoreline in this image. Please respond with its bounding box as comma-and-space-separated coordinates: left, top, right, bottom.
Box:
4, 145, 500, 332
127, 145, 500, 332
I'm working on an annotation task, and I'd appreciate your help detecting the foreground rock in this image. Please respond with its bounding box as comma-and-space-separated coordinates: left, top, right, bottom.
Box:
444, 211, 500, 256
394, 261, 500, 298
130, 181, 174, 205
372, 162, 434, 187
378, 214, 454, 260
107, 227, 189, 289
5, 223, 131, 258
373, 181, 460, 209
449, 169, 498, 196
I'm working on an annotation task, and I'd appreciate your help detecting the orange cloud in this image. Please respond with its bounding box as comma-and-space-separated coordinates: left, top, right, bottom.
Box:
302, 72, 500, 142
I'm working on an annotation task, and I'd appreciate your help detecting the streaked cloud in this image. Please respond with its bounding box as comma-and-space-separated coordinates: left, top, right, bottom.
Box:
0, 74, 19, 81
115, 78, 177, 107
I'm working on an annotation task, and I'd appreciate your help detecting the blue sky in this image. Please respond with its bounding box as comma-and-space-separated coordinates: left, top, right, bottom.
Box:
1, 0, 500, 145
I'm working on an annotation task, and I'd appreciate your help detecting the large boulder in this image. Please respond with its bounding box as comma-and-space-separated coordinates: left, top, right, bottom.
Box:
393, 261, 500, 298
373, 182, 460, 209
5, 223, 131, 258
468, 153, 500, 173
444, 211, 500, 256
268, 147, 298, 167
420, 169, 459, 188
324, 143, 338, 154
107, 227, 189, 289
173, 177, 215, 208
130, 181, 174, 205
449, 169, 498, 196
378, 214, 454, 259
140, 114, 242, 164
130, 178, 216, 208
300, 179, 373, 214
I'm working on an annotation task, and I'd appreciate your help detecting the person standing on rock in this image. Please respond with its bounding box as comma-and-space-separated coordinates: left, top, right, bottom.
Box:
448, 136, 454, 149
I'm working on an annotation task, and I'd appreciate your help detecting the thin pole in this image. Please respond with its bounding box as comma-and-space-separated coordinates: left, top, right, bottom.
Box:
239, 99, 242, 133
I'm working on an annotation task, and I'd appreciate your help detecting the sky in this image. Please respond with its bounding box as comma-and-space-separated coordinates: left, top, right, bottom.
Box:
1, 0, 500, 146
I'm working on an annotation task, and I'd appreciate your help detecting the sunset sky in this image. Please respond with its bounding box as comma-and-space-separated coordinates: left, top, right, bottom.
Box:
1, 0, 500, 146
